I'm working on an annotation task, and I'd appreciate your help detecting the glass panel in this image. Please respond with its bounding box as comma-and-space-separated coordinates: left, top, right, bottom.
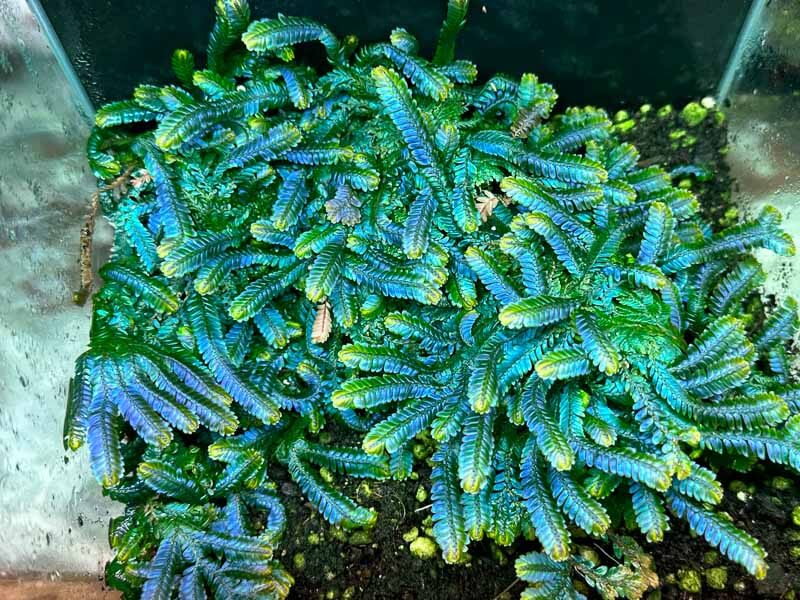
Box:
723, 0, 800, 300
40, 0, 751, 108
0, 0, 117, 577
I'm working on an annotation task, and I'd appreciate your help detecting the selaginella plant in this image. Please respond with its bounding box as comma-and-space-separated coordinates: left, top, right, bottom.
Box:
66, 0, 800, 597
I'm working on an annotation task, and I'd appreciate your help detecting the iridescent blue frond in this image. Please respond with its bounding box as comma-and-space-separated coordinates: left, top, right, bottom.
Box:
522, 379, 574, 472
515, 551, 577, 600
186, 293, 281, 424
155, 83, 288, 150
458, 409, 496, 493
667, 492, 767, 578
363, 397, 440, 454
637, 201, 674, 265
630, 482, 669, 542
519, 440, 571, 560
403, 189, 437, 259
549, 466, 610, 536
243, 15, 341, 61
331, 375, 441, 410
571, 439, 672, 491
431, 443, 469, 563
141, 146, 194, 241
287, 448, 376, 528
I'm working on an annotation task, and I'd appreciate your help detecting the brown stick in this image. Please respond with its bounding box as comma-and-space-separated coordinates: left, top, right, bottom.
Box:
72, 166, 135, 305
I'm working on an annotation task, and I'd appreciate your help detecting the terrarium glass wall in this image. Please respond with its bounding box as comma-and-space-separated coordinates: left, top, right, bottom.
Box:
0, 0, 115, 580
40, 0, 751, 109
0, 0, 798, 593
722, 0, 800, 302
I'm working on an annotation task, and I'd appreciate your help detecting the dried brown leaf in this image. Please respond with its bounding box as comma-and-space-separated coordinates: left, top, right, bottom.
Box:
311, 301, 332, 344
475, 190, 511, 222
131, 169, 153, 188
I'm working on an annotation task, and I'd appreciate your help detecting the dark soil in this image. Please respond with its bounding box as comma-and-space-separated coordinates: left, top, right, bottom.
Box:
278, 107, 800, 599
654, 466, 800, 600
277, 424, 522, 599
621, 102, 735, 226
278, 462, 521, 600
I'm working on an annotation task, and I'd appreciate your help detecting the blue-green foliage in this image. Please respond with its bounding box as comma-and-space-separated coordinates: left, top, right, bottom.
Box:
70, 0, 799, 598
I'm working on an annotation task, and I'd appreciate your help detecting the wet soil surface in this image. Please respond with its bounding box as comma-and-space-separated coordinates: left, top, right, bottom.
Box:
621, 104, 735, 226
279, 463, 522, 600
655, 466, 800, 599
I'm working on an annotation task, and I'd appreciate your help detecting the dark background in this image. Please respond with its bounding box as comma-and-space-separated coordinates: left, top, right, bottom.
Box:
40, 0, 752, 110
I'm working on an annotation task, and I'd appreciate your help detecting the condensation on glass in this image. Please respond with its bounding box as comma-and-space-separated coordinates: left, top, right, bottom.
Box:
0, 0, 117, 577
720, 0, 800, 303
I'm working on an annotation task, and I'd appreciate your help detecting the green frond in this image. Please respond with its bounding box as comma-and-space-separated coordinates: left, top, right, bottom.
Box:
522, 379, 574, 471
433, 0, 469, 65
535, 348, 591, 380
338, 343, 426, 375
228, 261, 305, 321
431, 395, 469, 442
363, 43, 452, 101
207, 0, 251, 73
464, 246, 521, 305
520, 442, 571, 560
403, 189, 437, 259
332, 375, 441, 410
161, 231, 241, 278
499, 295, 580, 329
709, 257, 765, 315
431, 443, 469, 563
754, 297, 799, 352
549, 467, 611, 536
100, 263, 179, 313
243, 15, 341, 61
672, 315, 748, 373
671, 464, 723, 505
668, 492, 767, 579
467, 337, 503, 413
637, 201, 674, 265
451, 147, 480, 233
363, 397, 441, 454
371, 65, 447, 198
575, 310, 620, 375
294, 440, 390, 479
170, 49, 194, 87
515, 552, 577, 600
138, 459, 205, 501
458, 409, 496, 493
306, 243, 344, 302
155, 83, 288, 150
522, 211, 585, 275
95, 100, 160, 128
680, 357, 751, 398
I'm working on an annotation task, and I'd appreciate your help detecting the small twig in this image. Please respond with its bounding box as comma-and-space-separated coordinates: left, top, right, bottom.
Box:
594, 541, 621, 566
492, 577, 522, 600
414, 503, 432, 513
73, 166, 135, 305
